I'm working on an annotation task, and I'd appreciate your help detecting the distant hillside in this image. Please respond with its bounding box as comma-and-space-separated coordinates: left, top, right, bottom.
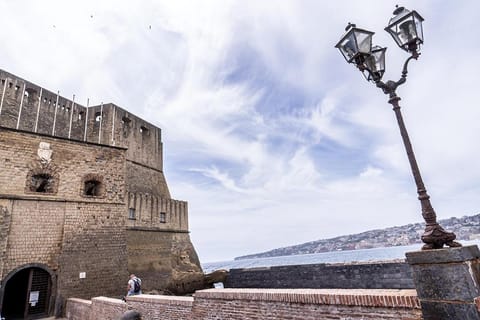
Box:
235, 213, 480, 260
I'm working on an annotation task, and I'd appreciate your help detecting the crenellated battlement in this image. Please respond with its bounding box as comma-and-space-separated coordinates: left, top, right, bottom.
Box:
126, 192, 189, 231
0, 69, 164, 174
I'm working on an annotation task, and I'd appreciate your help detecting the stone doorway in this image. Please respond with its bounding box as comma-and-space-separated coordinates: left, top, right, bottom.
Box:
1, 267, 52, 319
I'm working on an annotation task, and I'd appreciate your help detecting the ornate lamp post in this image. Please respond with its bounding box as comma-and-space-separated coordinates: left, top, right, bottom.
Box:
335, 6, 461, 250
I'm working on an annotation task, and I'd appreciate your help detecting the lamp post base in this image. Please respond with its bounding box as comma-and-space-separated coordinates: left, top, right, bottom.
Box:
421, 223, 462, 250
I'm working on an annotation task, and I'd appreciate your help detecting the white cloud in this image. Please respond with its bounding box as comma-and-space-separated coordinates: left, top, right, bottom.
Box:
1, 0, 479, 262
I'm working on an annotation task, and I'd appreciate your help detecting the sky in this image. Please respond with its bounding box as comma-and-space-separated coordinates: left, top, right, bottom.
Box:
1, 1, 479, 263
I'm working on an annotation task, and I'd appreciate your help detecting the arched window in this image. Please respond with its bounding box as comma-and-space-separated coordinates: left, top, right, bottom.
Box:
84, 180, 101, 196
81, 174, 104, 198
30, 173, 54, 193
25, 168, 58, 195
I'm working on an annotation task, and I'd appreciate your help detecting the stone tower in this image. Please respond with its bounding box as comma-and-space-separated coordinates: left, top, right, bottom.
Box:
0, 69, 203, 318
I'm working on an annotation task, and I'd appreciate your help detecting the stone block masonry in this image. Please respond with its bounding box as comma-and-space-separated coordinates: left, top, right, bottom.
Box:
0, 68, 203, 318
65, 288, 422, 320
406, 245, 480, 320
225, 261, 415, 290
0, 127, 128, 314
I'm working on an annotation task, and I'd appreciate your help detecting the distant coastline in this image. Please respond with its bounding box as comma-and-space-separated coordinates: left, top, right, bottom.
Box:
235, 213, 480, 260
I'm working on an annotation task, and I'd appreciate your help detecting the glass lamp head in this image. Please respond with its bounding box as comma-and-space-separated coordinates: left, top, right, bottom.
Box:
365, 45, 387, 82
385, 6, 424, 54
335, 23, 374, 68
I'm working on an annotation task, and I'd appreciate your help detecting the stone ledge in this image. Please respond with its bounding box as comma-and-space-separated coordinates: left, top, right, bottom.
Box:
92, 296, 126, 306
406, 245, 480, 264
127, 294, 194, 306
194, 288, 420, 309
67, 298, 92, 306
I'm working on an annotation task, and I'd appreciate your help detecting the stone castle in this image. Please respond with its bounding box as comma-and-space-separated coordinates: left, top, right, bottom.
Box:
0, 69, 203, 318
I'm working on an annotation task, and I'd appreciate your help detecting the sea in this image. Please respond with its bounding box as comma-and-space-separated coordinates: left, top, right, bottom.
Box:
202, 240, 480, 273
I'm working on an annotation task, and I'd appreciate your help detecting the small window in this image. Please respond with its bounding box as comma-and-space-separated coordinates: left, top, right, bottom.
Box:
30, 174, 54, 193
140, 125, 149, 135
160, 212, 166, 223
95, 111, 102, 122
78, 111, 84, 121
84, 180, 101, 196
25, 88, 37, 101
15, 85, 20, 91
121, 116, 131, 125
129, 208, 136, 220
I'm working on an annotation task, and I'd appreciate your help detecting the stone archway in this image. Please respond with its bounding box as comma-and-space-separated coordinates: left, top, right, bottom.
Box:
0, 264, 56, 319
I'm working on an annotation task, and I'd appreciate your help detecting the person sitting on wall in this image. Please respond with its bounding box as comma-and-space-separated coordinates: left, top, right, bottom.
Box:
126, 274, 142, 296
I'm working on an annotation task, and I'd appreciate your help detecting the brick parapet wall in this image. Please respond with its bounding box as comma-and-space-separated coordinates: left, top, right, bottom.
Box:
194, 288, 420, 309
91, 297, 127, 320
226, 261, 415, 289
193, 289, 421, 320
65, 298, 92, 320
127, 294, 194, 319
66, 289, 422, 320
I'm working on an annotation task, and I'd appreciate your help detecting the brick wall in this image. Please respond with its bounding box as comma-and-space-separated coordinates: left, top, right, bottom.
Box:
126, 162, 170, 200
193, 289, 421, 320
90, 297, 127, 320
2, 200, 65, 272
0, 201, 12, 280
65, 289, 422, 320
127, 294, 194, 320
58, 202, 127, 300
225, 261, 415, 289
65, 298, 92, 320
0, 127, 128, 313
0, 128, 126, 203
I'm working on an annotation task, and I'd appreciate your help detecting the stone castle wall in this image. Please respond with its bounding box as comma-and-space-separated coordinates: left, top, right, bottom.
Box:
225, 261, 415, 290
0, 69, 202, 317
0, 69, 168, 190
0, 69, 188, 232
0, 128, 128, 312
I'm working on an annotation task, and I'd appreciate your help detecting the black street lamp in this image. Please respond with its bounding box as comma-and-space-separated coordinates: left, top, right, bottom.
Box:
335, 6, 461, 250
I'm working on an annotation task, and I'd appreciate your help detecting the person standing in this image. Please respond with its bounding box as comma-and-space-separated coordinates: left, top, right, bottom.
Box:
126, 274, 142, 296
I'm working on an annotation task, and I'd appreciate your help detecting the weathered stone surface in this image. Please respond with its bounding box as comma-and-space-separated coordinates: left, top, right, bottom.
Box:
409, 262, 480, 300
406, 245, 480, 264
420, 301, 480, 320
225, 261, 415, 289
120, 309, 142, 320
406, 245, 480, 320
204, 269, 228, 285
